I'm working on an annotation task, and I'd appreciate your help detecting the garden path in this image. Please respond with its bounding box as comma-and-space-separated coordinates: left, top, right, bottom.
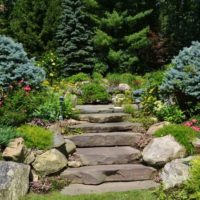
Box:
61, 104, 158, 195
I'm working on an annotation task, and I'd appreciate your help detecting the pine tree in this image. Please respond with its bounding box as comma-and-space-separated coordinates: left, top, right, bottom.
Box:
56, 0, 94, 74
9, 0, 61, 56
84, 0, 152, 73
0, 0, 15, 35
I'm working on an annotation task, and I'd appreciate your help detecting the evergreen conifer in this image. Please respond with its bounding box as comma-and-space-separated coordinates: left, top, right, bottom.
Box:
56, 0, 94, 74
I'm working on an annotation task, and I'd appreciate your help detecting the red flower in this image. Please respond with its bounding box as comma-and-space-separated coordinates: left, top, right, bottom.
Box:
23, 85, 31, 92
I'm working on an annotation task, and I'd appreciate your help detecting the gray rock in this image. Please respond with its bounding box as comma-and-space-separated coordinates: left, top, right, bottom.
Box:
61, 181, 159, 196
65, 139, 76, 155
76, 147, 141, 166
32, 149, 68, 176
68, 161, 82, 168
147, 121, 170, 135
66, 132, 142, 148
79, 113, 129, 123
2, 138, 27, 162
192, 138, 200, 154
69, 122, 143, 133
0, 161, 30, 200
24, 150, 35, 165
142, 135, 186, 166
161, 157, 194, 189
76, 105, 123, 114
61, 164, 156, 185
53, 133, 65, 148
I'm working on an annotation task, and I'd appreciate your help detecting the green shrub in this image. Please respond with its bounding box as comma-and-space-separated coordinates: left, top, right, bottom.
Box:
18, 125, 53, 150
81, 83, 110, 104
154, 104, 185, 124
0, 89, 45, 126
67, 73, 90, 84
155, 124, 197, 154
0, 126, 19, 148
33, 91, 78, 121
106, 73, 122, 86
123, 104, 136, 116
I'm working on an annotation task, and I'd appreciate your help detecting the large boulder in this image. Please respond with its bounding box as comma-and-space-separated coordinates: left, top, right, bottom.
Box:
32, 149, 68, 176
161, 157, 193, 189
147, 121, 170, 135
142, 135, 186, 166
0, 161, 30, 200
2, 138, 27, 162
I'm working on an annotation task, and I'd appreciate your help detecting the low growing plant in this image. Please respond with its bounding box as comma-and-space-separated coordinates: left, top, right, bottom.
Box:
67, 73, 90, 84
155, 124, 197, 154
0, 126, 19, 148
17, 125, 53, 150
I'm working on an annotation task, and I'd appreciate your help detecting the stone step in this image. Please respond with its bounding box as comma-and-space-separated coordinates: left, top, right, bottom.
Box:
76, 147, 141, 166
69, 122, 144, 133
61, 181, 159, 196
65, 132, 142, 147
61, 164, 157, 185
76, 105, 123, 114
79, 113, 130, 123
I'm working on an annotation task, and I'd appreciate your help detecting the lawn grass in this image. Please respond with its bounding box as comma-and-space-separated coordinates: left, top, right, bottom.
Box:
21, 190, 156, 200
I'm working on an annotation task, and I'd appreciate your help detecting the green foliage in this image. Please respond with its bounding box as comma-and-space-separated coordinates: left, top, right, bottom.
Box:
159, 0, 200, 55
123, 104, 136, 116
18, 125, 53, 150
67, 73, 90, 84
0, 36, 45, 89
37, 52, 64, 85
9, 0, 61, 56
86, 0, 153, 73
0, 126, 19, 148
0, 89, 45, 126
81, 83, 110, 104
155, 124, 197, 154
154, 104, 185, 124
33, 91, 77, 122
56, 0, 94, 74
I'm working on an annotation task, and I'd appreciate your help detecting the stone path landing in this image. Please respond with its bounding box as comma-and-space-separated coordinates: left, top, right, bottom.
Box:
61, 104, 158, 195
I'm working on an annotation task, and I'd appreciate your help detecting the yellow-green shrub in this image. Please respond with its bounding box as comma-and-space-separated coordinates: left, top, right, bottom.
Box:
18, 125, 53, 150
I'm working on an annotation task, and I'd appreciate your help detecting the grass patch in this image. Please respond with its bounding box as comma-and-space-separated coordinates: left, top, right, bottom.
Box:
21, 190, 156, 200
154, 124, 197, 154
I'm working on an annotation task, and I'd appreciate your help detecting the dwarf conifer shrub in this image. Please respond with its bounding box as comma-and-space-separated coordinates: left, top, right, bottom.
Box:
160, 41, 200, 110
0, 36, 45, 88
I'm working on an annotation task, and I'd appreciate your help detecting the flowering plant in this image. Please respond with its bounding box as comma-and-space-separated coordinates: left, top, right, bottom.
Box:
183, 119, 200, 132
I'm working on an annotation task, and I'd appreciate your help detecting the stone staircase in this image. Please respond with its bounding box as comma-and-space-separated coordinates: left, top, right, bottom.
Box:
61, 105, 158, 195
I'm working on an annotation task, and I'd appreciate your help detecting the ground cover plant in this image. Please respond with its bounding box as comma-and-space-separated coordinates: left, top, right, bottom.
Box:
17, 125, 53, 150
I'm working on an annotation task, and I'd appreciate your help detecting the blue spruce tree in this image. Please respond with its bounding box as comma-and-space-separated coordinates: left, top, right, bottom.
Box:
0, 36, 45, 89
56, 0, 94, 74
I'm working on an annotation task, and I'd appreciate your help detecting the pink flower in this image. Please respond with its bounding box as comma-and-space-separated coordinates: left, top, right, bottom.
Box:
23, 85, 31, 92
183, 121, 193, 127
191, 126, 200, 132
192, 119, 198, 124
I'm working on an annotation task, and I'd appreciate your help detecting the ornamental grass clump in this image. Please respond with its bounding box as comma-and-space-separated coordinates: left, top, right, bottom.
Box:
17, 125, 53, 150
155, 124, 197, 154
